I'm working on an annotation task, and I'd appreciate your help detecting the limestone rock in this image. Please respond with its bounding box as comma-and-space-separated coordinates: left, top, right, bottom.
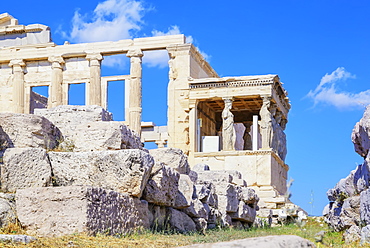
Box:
0, 193, 16, 227
142, 163, 180, 206
0, 234, 36, 244
148, 204, 167, 231
229, 201, 256, 224
196, 171, 232, 184
344, 225, 361, 243
1, 148, 52, 192
49, 149, 153, 197
192, 164, 210, 172
215, 183, 239, 213
361, 225, 370, 245
69, 121, 142, 151
361, 189, 370, 226
0, 113, 62, 150
149, 148, 190, 174
175, 174, 194, 209
352, 105, 370, 158
193, 217, 207, 232
167, 208, 196, 233
183, 199, 208, 219
237, 187, 259, 207
16, 186, 149, 236
34, 105, 113, 127
178, 235, 316, 248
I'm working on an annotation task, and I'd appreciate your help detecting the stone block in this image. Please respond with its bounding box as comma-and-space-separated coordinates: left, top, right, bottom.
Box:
215, 183, 239, 213
0, 113, 62, 150
229, 201, 257, 224
69, 121, 142, 151
183, 199, 208, 219
0, 193, 16, 227
167, 208, 196, 233
142, 163, 180, 206
175, 174, 194, 209
196, 171, 233, 184
16, 186, 149, 236
361, 189, 370, 225
48, 149, 153, 197
1, 148, 52, 192
149, 148, 190, 174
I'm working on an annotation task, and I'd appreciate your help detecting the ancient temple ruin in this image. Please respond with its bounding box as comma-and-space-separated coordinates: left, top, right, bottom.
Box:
0, 13, 292, 210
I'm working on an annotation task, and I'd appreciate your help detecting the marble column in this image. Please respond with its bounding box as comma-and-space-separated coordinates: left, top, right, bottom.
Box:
86, 53, 103, 106
48, 56, 64, 108
9, 59, 26, 113
126, 48, 144, 136
259, 96, 272, 149
222, 97, 236, 151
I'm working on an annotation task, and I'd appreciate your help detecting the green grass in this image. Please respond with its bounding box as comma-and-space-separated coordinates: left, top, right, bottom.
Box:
0, 218, 368, 247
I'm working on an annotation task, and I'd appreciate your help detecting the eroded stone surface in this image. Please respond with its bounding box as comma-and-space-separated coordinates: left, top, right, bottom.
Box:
49, 149, 153, 197
0, 113, 62, 150
149, 148, 190, 174
16, 186, 149, 236
1, 148, 52, 192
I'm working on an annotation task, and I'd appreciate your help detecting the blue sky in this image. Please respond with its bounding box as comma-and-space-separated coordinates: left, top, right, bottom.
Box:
3, 0, 370, 216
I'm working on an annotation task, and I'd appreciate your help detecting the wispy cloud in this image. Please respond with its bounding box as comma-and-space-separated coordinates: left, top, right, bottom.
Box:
306, 67, 370, 109
64, 0, 210, 68
70, 0, 145, 43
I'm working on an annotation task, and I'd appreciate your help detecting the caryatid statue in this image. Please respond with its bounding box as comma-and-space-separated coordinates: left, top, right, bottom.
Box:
222, 97, 236, 151
260, 96, 273, 149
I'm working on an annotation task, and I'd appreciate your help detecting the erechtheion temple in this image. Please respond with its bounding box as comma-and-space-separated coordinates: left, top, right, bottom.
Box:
0, 13, 292, 210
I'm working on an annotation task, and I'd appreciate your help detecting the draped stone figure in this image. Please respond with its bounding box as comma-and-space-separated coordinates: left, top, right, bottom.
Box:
260, 96, 273, 149
222, 98, 236, 151
243, 122, 252, 150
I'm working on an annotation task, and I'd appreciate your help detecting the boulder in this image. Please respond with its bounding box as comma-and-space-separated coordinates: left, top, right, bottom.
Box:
167, 208, 196, 233
16, 186, 149, 236
1, 148, 52, 192
215, 183, 239, 213
0, 113, 62, 150
237, 187, 259, 207
183, 199, 208, 219
175, 174, 194, 209
49, 149, 153, 197
149, 148, 190, 174
352, 105, 370, 158
66, 121, 142, 152
142, 163, 180, 206
229, 201, 256, 224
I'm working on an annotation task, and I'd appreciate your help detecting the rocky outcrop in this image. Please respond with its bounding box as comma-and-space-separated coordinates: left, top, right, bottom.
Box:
324, 106, 370, 243
16, 186, 149, 236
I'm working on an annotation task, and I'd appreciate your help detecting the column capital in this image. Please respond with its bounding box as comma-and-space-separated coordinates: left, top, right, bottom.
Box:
222, 97, 234, 101
9, 59, 25, 68
126, 48, 143, 58
86, 53, 103, 61
48, 56, 65, 69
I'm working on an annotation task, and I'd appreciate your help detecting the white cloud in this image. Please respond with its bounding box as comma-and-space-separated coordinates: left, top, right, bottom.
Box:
70, 0, 145, 43
65, 0, 211, 68
307, 67, 370, 109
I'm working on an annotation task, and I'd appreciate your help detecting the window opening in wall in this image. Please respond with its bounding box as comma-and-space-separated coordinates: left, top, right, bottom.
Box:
30, 86, 48, 113
107, 80, 124, 121
68, 83, 85, 105
144, 141, 157, 150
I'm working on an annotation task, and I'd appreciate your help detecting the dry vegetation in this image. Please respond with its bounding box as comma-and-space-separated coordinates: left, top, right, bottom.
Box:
0, 218, 368, 248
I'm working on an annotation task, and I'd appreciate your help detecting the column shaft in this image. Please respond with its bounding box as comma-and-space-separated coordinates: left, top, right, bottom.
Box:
9, 60, 25, 113
127, 48, 143, 136
86, 53, 103, 106
48, 56, 64, 108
